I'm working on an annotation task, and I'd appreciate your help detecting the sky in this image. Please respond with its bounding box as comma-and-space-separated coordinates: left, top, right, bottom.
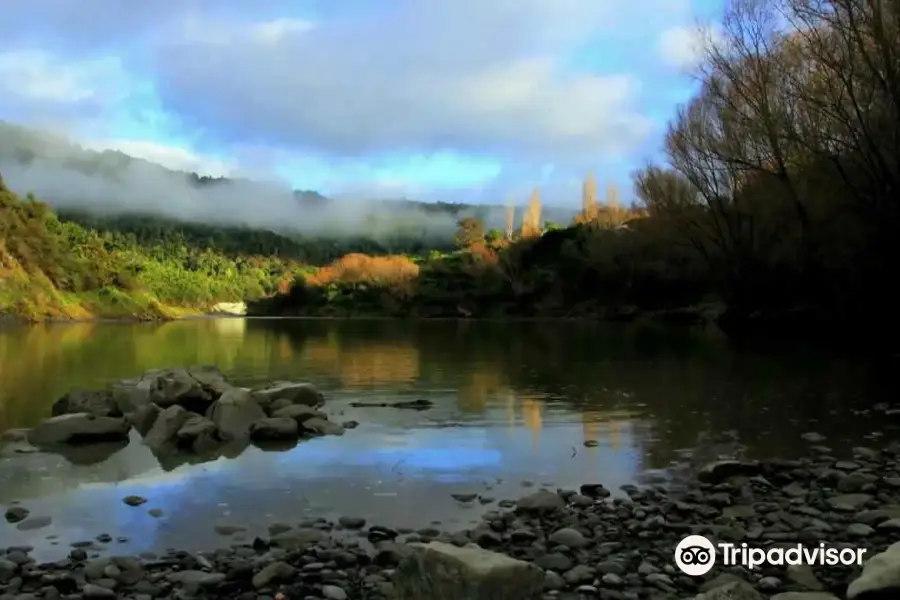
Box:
0, 0, 725, 206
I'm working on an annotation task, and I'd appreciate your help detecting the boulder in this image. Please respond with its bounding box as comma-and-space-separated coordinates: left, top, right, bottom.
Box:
126, 403, 161, 436
847, 541, 900, 598
148, 368, 216, 410
271, 404, 326, 423
51, 389, 121, 417
143, 405, 193, 453
28, 413, 131, 446
301, 417, 345, 436
252, 382, 324, 410
176, 415, 220, 453
393, 541, 544, 600
249, 417, 299, 441
207, 388, 266, 441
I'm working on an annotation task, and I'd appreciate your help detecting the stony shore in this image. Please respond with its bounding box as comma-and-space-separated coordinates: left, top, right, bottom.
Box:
2, 368, 900, 599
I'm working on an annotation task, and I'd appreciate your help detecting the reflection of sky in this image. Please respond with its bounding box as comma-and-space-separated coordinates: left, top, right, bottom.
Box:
0, 405, 646, 560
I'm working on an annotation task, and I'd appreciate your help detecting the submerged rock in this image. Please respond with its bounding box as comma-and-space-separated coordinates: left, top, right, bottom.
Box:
28, 413, 130, 446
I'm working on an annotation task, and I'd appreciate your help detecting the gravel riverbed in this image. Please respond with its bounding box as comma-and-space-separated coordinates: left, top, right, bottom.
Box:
4, 439, 900, 599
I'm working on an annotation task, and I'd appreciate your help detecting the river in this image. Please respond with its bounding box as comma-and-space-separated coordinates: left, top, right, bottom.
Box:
0, 318, 891, 559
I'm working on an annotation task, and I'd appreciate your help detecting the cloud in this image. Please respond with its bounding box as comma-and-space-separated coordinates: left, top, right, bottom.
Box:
657, 24, 723, 70
81, 139, 235, 177
152, 2, 662, 164
0, 0, 713, 206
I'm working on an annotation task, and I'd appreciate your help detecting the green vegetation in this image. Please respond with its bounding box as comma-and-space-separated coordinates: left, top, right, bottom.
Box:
0, 175, 305, 320
256, 0, 900, 337
1, 0, 897, 337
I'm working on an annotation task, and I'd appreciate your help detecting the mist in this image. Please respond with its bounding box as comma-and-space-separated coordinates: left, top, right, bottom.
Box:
0, 153, 546, 242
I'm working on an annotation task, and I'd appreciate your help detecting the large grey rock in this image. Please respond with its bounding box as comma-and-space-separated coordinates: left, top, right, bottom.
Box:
126, 403, 161, 436
271, 404, 326, 423
393, 541, 544, 600
176, 415, 220, 452
143, 405, 193, 452
207, 388, 266, 441
252, 382, 324, 409
148, 368, 216, 409
249, 417, 299, 440
847, 541, 900, 598
301, 417, 345, 436
28, 413, 131, 446
51, 389, 120, 417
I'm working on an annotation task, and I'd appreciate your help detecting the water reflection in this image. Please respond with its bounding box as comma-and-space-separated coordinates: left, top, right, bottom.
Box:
0, 318, 892, 559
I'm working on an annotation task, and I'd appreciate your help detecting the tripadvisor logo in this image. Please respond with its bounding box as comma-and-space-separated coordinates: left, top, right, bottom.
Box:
674, 535, 866, 576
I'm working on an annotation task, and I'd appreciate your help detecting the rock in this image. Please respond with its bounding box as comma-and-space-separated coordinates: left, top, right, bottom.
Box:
51, 389, 120, 418
697, 460, 761, 483
828, 494, 873, 511
771, 594, 841, 600
847, 541, 900, 598
28, 413, 130, 446
548, 527, 587, 548
271, 404, 326, 423
515, 490, 565, 513
147, 368, 219, 409
338, 516, 367, 530
252, 382, 324, 409
207, 388, 266, 440
786, 564, 824, 590
0, 428, 30, 443
249, 417, 299, 440
122, 495, 147, 507
393, 541, 544, 600
126, 403, 160, 436
694, 581, 766, 600
301, 417, 345, 436
16, 515, 51, 530
801, 432, 827, 442
82, 583, 116, 598
142, 405, 192, 452
175, 415, 219, 452
322, 585, 349, 600
4, 506, 29, 523
252, 561, 295, 588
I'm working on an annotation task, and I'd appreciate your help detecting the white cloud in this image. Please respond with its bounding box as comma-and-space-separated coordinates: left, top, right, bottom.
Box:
0, 51, 127, 104
657, 25, 724, 70
149, 1, 687, 164
81, 139, 235, 177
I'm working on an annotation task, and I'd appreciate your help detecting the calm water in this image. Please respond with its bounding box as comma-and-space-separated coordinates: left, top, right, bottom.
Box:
0, 318, 892, 559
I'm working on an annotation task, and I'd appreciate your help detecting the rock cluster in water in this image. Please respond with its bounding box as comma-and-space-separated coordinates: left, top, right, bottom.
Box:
2, 366, 346, 469
3, 438, 900, 598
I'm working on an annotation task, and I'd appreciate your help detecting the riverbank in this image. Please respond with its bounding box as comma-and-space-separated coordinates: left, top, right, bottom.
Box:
3, 439, 900, 599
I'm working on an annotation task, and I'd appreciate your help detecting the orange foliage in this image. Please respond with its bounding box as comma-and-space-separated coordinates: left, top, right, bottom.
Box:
469, 242, 499, 267
305, 253, 419, 288
276, 278, 293, 295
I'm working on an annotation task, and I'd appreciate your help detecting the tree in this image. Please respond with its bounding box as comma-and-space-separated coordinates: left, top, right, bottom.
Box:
505, 204, 516, 240
521, 188, 543, 238
454, 217, 486, 249
582, 173, 599, 221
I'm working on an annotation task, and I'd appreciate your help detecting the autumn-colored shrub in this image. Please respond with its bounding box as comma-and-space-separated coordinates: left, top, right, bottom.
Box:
305, 253, 420, 288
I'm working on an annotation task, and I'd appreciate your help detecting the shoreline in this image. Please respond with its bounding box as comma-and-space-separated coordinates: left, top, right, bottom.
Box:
3, 444, 899, 599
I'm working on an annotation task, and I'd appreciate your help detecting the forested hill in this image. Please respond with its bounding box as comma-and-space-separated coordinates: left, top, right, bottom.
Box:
0, 120, 575, 231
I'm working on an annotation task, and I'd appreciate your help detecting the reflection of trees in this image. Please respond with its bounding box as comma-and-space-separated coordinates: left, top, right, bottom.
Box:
2, 318, 889, 473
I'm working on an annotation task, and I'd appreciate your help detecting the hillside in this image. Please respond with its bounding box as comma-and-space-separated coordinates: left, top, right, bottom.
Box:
0, 120, 576, 240
0, 172, 304, 320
